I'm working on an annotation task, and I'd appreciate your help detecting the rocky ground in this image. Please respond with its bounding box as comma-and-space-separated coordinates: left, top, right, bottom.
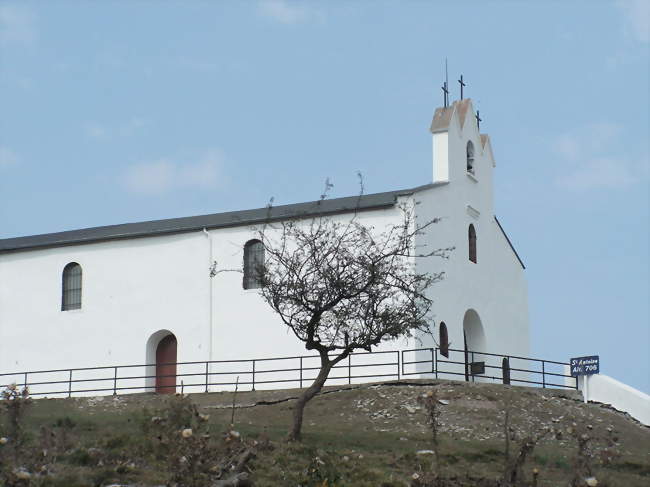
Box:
1, 379, 648, 486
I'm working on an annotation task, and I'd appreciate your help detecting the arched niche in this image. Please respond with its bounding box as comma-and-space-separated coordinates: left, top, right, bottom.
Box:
462, 309, 486, 381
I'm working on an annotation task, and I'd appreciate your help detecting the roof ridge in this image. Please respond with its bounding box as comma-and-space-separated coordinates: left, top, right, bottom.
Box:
0, 182, 447, 253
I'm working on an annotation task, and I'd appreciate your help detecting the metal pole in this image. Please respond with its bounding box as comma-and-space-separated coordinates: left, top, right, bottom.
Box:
252, 360, 256, 391
396, 351, 400, 380
471, 352, 475, 382
68, 370, 73, 398
434, 348, 438, 379
23, 372, 28, 390
348, 354, 352, 385
205, 362, 209, 393
113, 367, 118, 395
299, 357, 303, 388
542, 361, 546, 389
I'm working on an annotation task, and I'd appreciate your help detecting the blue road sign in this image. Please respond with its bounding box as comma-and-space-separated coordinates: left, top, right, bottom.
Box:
570, 355, 599, 377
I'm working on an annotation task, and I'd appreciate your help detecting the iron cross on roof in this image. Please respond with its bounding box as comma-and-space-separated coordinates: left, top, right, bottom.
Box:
441, 81, 449, 107
458, 75, 466, 100
475, 110, 482, 130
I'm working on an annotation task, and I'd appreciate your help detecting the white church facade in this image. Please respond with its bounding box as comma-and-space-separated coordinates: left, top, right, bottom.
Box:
0, 99, 530, 395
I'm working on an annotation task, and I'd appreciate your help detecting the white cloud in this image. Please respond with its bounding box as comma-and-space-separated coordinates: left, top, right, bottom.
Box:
553, 123, 648, 191
553, 123, 622, 162
85, 117, 146, 139
258, 0, 321, 24
119, 117, 146, 137
123, 150, 224, 195
557, 157, 637, 191
617, 0, 649, 43
85, 123, 109, 139
0, 146, 18, 167
553, 134, 581, 161
0, 4, 36, 46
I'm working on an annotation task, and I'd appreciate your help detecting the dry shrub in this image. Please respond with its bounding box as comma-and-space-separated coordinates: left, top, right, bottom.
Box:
145, 393, 255, 487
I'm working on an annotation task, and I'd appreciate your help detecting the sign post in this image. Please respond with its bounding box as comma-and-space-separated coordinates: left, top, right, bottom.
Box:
570, 355, 600, 403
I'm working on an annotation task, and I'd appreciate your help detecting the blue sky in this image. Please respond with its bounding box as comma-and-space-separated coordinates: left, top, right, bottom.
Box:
1, 1, 648, 392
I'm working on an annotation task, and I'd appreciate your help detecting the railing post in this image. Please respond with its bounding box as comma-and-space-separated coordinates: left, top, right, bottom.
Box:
68, 370, 73, 398
471, 352, 475, 382
252, 360, 256, 391
348, 354, 352, 385
434, 348, 438, 379
23, 372, 28, 390
396, 351, 400, 380
299, 357, 303, 388
205, 362, 209, 393
542, 361, 546, 389
113, 367, 118, 396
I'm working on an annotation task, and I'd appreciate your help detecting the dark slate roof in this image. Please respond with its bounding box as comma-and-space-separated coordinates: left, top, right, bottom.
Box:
0, 183, 442, 253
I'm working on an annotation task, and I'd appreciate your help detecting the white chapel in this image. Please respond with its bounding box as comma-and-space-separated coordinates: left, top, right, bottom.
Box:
0, 99, 530, 395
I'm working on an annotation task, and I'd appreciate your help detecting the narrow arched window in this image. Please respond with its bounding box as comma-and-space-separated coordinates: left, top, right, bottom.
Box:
61, 262, 82, 311
439, 322, 449, 358
243, 239, 265, 289
466, 141, 475, 174
468, 224, 477, 263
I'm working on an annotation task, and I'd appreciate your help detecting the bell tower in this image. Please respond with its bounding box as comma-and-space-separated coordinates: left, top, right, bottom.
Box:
429, 98, 496, 218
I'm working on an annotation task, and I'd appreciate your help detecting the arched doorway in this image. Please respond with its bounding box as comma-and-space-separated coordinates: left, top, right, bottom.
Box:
151, 333, 177, 394
462, 309, 486, 382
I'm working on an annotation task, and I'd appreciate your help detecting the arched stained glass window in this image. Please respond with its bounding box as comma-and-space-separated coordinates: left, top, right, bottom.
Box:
61, 262, 82, 311
243, 240, 265, 289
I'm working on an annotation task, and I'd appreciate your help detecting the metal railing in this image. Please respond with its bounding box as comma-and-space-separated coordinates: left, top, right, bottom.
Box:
400, 347, 575, 389
0, 347, 577, 398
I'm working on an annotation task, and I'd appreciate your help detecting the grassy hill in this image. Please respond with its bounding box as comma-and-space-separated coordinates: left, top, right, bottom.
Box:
0, 379, 648, 486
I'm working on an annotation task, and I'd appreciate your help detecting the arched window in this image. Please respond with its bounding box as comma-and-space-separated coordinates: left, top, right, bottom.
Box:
468, 224, 477, 263
439, 322, 449, 358
243, 239, 265, 289
61, 262, 82, 311
466, 141, 475, 174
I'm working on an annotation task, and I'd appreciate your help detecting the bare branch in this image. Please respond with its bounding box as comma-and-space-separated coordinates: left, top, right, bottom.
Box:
248, 188, 449, 440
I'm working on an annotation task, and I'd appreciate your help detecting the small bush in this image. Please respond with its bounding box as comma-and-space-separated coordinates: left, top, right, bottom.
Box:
299, 454, 343, 486
53, 416, 75, 429
65, 447, 94, 466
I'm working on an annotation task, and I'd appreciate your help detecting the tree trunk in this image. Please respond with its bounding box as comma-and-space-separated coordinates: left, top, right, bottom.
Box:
288, 353, 333, 441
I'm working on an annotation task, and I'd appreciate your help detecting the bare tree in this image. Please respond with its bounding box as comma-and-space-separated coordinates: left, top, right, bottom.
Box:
255, 186, 449, 440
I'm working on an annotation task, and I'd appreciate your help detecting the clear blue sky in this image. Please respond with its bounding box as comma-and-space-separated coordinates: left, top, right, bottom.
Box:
1, 1, 648, 392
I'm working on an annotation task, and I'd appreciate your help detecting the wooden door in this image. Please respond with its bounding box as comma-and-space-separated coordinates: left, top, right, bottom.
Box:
155, 334, 177, 394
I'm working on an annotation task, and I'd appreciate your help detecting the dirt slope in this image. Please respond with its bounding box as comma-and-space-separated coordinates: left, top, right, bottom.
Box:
2, 379, 648, 486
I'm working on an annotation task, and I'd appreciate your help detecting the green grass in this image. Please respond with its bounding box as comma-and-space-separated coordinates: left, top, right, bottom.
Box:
1, 380, 648, 486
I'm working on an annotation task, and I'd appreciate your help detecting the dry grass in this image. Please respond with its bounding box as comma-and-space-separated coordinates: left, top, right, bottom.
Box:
1, 379, 648, 486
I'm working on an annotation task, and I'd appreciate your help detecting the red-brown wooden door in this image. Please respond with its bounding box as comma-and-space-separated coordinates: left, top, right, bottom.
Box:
155, 334, 177, 394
